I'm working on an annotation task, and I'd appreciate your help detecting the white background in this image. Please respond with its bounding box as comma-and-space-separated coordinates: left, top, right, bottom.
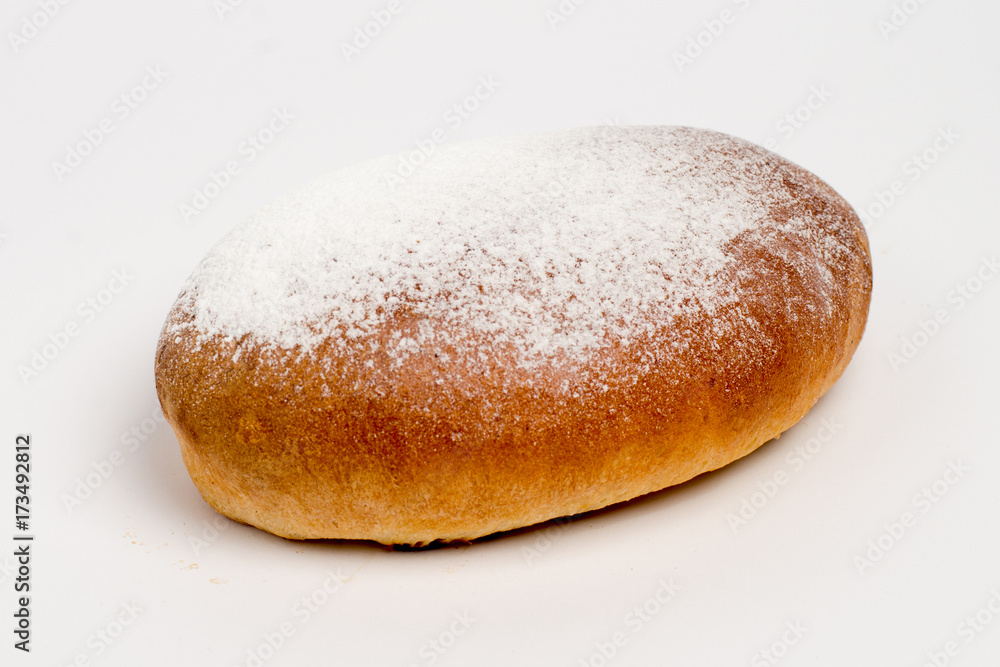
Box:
2, 1, 999, 665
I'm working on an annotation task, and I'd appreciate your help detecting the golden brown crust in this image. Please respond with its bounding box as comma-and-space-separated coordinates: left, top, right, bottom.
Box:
155, 128, 872, 546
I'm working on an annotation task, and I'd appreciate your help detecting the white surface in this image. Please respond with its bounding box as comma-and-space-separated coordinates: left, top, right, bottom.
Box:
2, 1, 999, 665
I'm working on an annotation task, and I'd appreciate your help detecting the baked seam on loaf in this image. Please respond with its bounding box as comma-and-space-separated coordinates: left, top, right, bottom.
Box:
155, 125, 872, 546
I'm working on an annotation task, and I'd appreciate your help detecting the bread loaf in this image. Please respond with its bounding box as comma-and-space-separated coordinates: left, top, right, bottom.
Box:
155, 126, 872, 546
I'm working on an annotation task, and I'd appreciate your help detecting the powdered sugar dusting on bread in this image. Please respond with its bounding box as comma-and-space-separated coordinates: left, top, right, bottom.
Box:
167, 126, 829, 370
